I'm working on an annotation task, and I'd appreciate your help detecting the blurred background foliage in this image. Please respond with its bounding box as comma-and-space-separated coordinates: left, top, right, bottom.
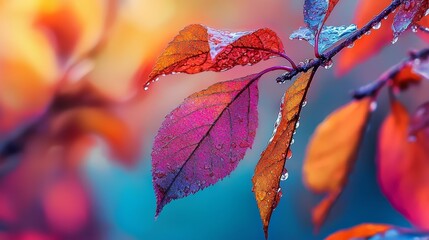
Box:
0, 0, 427, 239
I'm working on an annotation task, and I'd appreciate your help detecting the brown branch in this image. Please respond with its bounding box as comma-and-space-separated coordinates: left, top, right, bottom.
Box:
277, 0, 405, 83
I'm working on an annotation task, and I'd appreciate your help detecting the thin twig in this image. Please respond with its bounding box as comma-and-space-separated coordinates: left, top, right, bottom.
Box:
352, 48, 429, 99
277, 0, 405, 83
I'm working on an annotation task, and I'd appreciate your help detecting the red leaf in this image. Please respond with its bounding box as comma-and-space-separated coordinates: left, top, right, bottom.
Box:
252, 67, 317, 239
393, 0, 429, 38
304, 0, 340, 34
378, 100, 429, 229
146, 24, 284, 85
303, 98, 372, 230
152, 74, 260, 216
337, 0, 393, 75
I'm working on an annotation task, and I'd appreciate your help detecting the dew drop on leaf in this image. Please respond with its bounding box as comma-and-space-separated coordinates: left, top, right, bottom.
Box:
302, 100, 308, 107
287, 150, 293, 160
411, 25, 418, 33
347, 42, 355, 48
372, 22, 382, 30
280, 168, 289, 181
291, 138, 295, 145
256, 191, 267, 201
323, 59, 334, 69
392, 36, 399, 44
144, 86, 149, 91
365, 30, 371, 35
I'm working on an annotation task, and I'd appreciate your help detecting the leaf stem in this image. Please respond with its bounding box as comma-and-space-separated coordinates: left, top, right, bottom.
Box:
276, 52, 298, 69
276, 0, 405, 83
352, 48, 429, 99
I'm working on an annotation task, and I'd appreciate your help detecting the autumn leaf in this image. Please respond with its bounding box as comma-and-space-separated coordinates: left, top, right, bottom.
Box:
325, 224, 429, 239
252, 67, 317, 239
392, 0, 429, 38
152, 73, 260, 216
303, 97, 372, 230
146, 24, 284, 85
50, 107, 139, 166
392, 63, 423, 90
337, 0, 393, 75
290, 24, 357, 53
378, 100, 429, 230
303, 0, 340, 35
325, 223, 391, 240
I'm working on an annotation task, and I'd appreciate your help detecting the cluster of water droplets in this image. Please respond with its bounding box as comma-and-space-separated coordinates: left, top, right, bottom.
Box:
145, 74, 167, 91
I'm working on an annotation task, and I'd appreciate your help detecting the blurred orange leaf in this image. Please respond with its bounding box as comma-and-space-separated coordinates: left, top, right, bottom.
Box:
252, 67, 317, 239
325, 223, 392, 240
303, 97, 372, 230
392, 63, 423, 90
147, 24, 284, 85
337, 0, 392, 75
51, 107, 138, 166
378, 99, 429, 229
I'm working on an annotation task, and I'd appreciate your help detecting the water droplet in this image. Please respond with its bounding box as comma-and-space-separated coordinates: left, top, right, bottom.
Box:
290, 138, 295, 145
403, 0, 412, 10
323, 59, 334, 69
391, 36, 398, 44
280, 168, 289, 181
370, 101, 378, 111
286, 150, 293, 160
295, 121, 300, 129
256, 191, 267, 201
392, 9, 396, 13
144, 86, 149, 91
347, 42, 355, 48
384, 16, 388, 20
302, 100, 307, 107
372, 22, 382, 30
365, 30, 371, 35
411, 25, 418, 33
239, 141, 250, 148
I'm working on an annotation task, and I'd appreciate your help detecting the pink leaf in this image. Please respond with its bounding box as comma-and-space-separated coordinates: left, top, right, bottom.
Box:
152, 74, 260, 216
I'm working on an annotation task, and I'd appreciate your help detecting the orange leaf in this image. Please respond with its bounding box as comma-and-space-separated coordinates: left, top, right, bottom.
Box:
378, 100, 429, 229
325, 223, 392, 240
303, 97, 372, 230
337, 0, 393, 75
51, 107, 138, 166
392, 63, 423, 90
147, 24, 284, 85
252, 67, 317, 239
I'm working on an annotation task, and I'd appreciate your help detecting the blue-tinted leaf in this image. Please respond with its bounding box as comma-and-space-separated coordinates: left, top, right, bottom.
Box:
290, 24, 357, 53
304, 0, 340, 34
393, 0, 429, 38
